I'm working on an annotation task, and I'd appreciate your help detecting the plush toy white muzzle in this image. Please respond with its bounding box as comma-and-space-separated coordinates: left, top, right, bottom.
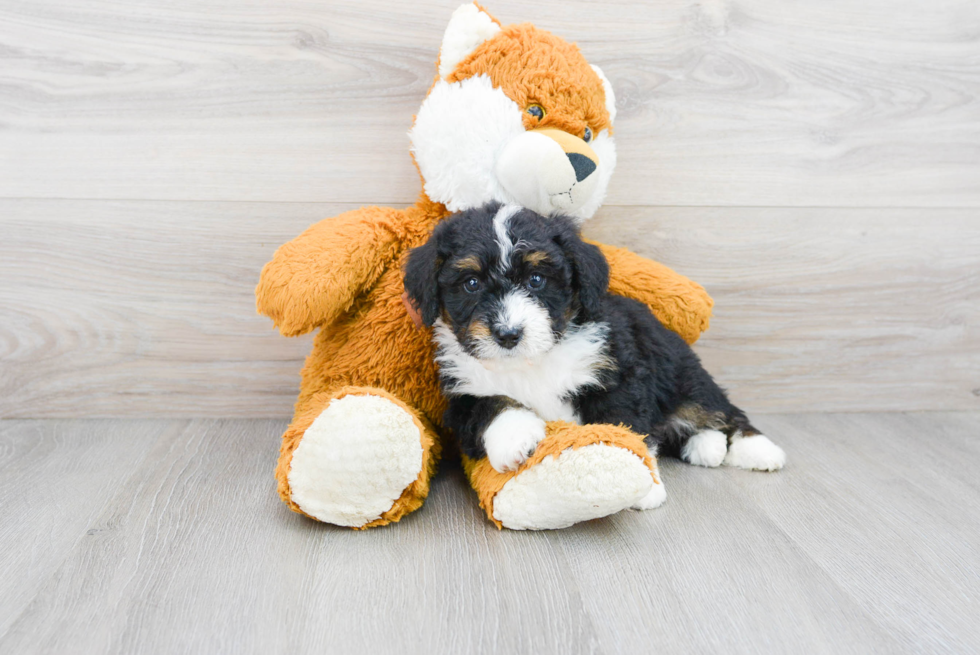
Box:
495, 128, 602, 216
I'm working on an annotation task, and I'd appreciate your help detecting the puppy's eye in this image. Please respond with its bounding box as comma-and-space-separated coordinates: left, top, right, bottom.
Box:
583, 127, 593, 143
462, 276, 481, 294
526, 273, 546, 291
526, 104, 545, 120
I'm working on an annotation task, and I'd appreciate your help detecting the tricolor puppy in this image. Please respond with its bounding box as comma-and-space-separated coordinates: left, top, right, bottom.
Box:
404, 204, 786, 477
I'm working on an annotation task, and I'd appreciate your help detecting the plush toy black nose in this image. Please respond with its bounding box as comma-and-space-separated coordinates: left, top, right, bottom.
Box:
492, 325, 523, 349
566, 152, 597, 182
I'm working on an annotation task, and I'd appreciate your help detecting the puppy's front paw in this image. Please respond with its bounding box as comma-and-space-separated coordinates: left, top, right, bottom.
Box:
484, 408, 547, 473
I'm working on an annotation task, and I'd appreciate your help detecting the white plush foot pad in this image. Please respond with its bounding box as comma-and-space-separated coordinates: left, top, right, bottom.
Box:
288, 394, 424, 527
723, 434, 786, 471
682, 429, 728, 468
492, 445, 653, 530
631, 479, 667, 510
632, 458, 667, 510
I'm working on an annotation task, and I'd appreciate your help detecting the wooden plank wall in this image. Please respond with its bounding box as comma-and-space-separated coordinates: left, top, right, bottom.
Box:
1, 0, 978, 417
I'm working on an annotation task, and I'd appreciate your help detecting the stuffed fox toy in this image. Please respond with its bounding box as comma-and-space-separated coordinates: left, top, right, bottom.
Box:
256, 3, 714, 530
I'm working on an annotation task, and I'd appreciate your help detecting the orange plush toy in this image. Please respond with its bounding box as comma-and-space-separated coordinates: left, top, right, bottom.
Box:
257, 3, 713, 530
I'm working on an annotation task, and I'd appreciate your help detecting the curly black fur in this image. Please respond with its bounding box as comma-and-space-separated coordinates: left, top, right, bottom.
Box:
405, 203, 760, 461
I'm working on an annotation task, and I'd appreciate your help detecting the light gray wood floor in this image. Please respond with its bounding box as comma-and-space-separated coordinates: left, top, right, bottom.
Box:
2, 413, 978, 654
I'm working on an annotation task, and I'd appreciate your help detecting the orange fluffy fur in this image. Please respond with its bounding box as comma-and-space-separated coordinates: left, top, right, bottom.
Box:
257, 12, 713, 528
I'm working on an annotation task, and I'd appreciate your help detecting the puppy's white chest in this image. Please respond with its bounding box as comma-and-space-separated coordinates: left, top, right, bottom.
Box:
471, 363, 581, 422
435, 322, 610, 422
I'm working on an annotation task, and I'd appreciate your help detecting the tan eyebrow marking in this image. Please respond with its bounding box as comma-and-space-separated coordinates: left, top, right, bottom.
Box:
523, 251, 550, 266
452, 255, 482, 272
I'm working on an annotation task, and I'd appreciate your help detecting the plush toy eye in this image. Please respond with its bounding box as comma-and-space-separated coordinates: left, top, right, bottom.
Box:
526, 273, 546, 291
526, 104, 545, 120
463, 276, 481, 293
583, 127, 593, 143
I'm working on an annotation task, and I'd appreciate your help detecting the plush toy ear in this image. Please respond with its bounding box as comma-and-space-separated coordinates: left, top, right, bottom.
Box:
404, 240, 444, 327
438, 3, 502, 79
590, 65, 617, 125
556, 227, 609, 322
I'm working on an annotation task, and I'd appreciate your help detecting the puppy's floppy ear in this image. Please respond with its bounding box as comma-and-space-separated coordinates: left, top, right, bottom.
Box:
404, 239, 444, 327
556, 225, 609, 321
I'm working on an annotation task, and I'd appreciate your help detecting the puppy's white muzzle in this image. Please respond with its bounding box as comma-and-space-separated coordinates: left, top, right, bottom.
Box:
472, 289, 555, 361
495, 130, 600, 217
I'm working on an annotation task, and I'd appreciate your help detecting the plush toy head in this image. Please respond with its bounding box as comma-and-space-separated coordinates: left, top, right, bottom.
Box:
410, 3, 617, 224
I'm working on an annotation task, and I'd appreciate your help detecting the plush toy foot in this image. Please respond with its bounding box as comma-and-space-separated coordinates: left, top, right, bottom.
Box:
631, 459, 667, 510
464, 422, 659, 530
277, 387, 440, 528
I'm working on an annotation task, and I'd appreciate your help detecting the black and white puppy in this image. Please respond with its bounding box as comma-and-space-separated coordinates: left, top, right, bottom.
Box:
404, 203, 785, 484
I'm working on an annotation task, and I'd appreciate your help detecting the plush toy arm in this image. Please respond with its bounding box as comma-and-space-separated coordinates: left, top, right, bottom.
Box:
256, 207, 405, 336
590, 240, 714, 345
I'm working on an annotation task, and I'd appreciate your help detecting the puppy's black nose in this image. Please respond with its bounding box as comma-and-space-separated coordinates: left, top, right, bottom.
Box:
567, 152, 597, 182
492, 325, 523, 350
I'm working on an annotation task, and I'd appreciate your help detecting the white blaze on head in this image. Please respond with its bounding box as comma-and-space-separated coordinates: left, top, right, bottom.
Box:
492, 204, 520, 273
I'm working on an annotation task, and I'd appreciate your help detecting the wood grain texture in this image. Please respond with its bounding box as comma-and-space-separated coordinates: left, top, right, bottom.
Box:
2, 200, 977, 417
588, 206, 980, 412
0, 0, 977, 206
0, 200, 322, 418
0, 420, 174, 637
740, 412, 980, 653
2, 414, 978, 653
